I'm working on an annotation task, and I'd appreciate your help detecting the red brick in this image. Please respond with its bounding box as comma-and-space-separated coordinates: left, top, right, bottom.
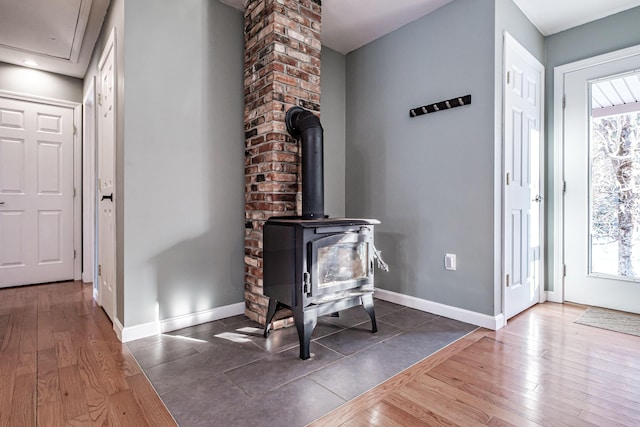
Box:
244, 0, 320, 324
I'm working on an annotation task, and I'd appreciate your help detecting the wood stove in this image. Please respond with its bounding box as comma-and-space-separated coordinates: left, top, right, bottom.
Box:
263, 217, 379, 359
262, 107, 387, 360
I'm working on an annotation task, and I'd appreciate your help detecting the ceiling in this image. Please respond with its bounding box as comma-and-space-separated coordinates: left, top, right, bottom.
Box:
0, 0, 110, 78
2, 0, 640, 78
512, 0, 640, 36
223, 0, 640, 54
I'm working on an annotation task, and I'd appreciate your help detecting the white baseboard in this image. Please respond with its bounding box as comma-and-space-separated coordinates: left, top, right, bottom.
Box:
545, 290, 563, 303
160, 302, 245, 333
118, 318, 160, 343
113, 317, 125, 341
118, 302, 245, 343
374, 288, 505, 330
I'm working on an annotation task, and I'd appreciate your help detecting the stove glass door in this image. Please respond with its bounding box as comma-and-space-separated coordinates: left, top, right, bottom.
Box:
317, 241, 368, 288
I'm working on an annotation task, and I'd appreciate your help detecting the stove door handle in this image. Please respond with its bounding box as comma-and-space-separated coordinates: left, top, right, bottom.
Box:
303, 272, 310, 294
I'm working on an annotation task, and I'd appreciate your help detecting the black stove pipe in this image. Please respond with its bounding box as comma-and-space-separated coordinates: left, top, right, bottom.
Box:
285, 106, 324, 219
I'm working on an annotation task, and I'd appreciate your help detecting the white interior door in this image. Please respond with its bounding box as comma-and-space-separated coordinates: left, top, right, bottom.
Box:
563, 49, 640, 314
97, 30, 116, 321
504, 34, 544, 320
0, 96, 75, 287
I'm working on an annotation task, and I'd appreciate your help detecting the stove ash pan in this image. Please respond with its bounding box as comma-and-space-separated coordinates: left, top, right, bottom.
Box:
263, 217, 381, 359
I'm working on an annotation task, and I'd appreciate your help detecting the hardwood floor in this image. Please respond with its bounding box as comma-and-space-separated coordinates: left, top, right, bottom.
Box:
311, 302, 640, 426
0, 281, 175, 427
4, 282, 639, 427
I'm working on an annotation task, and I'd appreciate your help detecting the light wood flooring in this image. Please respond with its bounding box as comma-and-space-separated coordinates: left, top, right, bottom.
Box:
3, 281, 640, 426
0, 281, 176, 426
311, 302, 640, 426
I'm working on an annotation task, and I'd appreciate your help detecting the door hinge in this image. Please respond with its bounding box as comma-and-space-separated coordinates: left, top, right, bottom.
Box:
563, 265, 567, 277
98, 264, 102, 276
562, 95, 566, 109
506, 172, 511, 186
98, 93, 103, 106
506, 274, 510, 287
73, 125, 77, 136
73, 250, 77, 259
73, 187, 77, 198
563, 181, 567, 193
507, 70, 510, 84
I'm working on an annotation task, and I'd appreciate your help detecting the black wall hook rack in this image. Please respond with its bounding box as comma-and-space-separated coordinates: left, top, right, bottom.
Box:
410, 94, 471, 118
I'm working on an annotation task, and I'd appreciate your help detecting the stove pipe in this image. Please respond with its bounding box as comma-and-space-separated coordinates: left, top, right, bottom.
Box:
285, 106, 324, 219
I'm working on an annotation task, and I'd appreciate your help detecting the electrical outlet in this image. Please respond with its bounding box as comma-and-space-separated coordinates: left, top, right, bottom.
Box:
445, 253, 456, 270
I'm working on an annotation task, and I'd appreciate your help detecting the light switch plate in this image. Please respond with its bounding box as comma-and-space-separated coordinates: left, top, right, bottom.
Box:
445, 253, 456, 270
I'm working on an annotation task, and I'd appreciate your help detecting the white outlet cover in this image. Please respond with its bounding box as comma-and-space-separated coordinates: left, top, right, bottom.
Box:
445, 253, 456, 270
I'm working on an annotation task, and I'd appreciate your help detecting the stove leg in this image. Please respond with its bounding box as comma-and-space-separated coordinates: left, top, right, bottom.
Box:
263, 298, 279, 338
361, 294, 378, 333
295, 310, 317, 360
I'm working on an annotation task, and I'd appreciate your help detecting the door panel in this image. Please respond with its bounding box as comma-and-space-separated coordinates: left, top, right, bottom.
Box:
38, 210, 63, 263
504, 34, 544, 320
1, 137, 25, 192
0, 96, 74, 287
37, 141, 63, 193
0, 211, 24, 266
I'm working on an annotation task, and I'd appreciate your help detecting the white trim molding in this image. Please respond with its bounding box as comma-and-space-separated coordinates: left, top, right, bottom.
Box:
374, 288, 506, 330
545, 289, 563, 303
160, 302, 245, 333
113, 317, 125, 341
0, 90, 79, 108
73, 104, 82, 281
117, 302, 246, 343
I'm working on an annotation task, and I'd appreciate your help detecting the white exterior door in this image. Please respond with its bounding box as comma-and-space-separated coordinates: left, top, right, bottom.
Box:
97, 30, 116, 321
563, 49, 640, 314
504, 34, 544, 319
0, 96, 75, 287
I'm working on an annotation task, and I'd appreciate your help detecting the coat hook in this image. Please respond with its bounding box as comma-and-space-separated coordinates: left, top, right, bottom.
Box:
409, 94, 471, 118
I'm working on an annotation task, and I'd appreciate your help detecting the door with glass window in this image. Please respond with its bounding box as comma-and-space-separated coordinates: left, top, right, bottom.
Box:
564, 52, 640, 314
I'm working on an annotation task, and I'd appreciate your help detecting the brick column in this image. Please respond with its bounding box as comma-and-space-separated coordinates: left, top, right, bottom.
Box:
244, 0, 321, 325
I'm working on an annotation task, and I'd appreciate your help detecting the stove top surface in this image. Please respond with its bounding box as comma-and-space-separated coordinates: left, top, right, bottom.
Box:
266, 216, 380, 227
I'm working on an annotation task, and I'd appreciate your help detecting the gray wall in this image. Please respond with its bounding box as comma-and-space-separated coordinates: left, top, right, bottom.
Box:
121, 0, 245, 326
544, 6, 640, 290
84, 0, 126, 322
321, 47, 346, 217
346, 0, 498, 315
0, 62, 83, 102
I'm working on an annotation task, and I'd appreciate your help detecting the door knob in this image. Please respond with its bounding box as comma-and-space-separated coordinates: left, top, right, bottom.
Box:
0, 201, 4, 205
533, 195, 543, 202
101, 194, 113, 202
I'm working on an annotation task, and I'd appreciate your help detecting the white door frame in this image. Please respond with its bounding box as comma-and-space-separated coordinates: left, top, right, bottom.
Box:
82, 77, 97, 287
0, 90, 82, 282
551, 43, 640, 303
501, 32, 546, 322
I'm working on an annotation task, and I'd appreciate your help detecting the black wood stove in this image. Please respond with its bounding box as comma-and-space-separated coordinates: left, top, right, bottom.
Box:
262, 107, 387, 360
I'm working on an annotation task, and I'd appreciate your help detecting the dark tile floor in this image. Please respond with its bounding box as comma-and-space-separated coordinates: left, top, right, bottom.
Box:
127, 299, 477, 427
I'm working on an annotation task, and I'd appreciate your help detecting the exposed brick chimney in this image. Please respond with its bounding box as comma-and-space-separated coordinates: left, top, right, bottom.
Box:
243, 0, 321, 325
